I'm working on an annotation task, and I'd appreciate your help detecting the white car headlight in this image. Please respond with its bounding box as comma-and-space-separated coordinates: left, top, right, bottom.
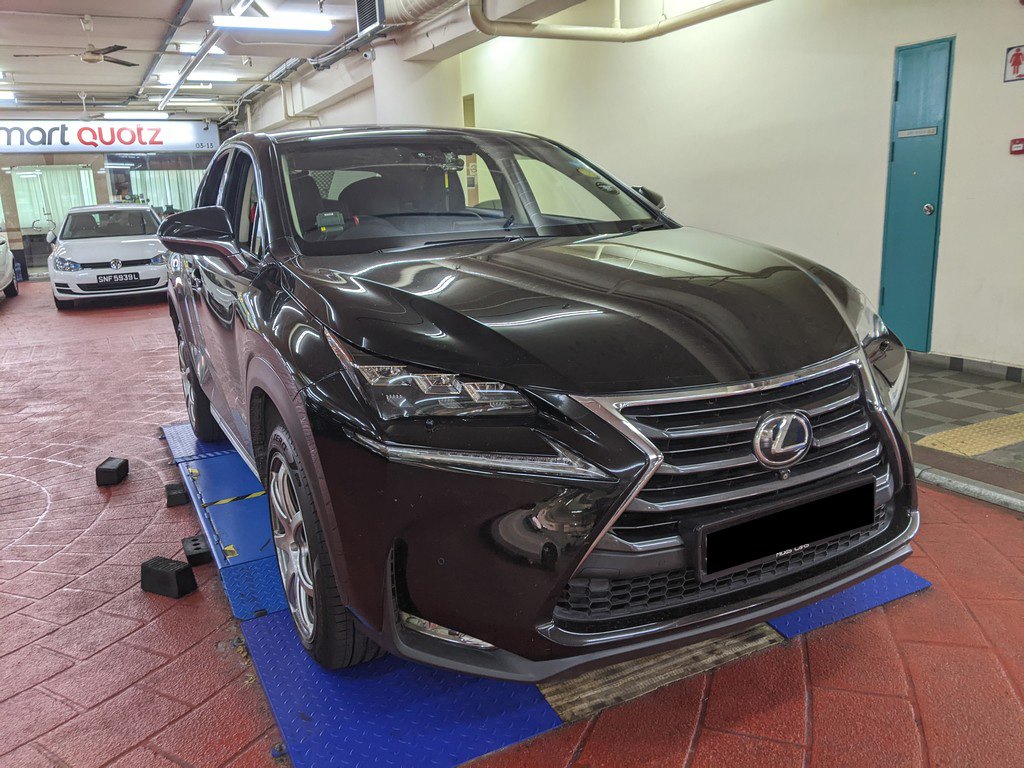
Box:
53, 256, 82, 272
149, 252, 168, 266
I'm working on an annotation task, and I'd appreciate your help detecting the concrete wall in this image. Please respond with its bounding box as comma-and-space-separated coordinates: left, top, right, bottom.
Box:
461, 0, 1024, 366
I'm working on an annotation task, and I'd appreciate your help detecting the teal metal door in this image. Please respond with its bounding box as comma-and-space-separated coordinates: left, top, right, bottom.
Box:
879, 39, 953, 351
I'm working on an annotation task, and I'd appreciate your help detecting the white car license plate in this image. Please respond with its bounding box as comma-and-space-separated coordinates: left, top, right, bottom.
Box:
96, 272, 141, 285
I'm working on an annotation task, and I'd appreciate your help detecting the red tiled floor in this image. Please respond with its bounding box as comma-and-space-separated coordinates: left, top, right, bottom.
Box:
690, 729, 805, 768
703, 639, 807, 745
4, 281, 1024, 768
809, 687, 924, 767
572, 676, 705, 767
0, 285, 278, 766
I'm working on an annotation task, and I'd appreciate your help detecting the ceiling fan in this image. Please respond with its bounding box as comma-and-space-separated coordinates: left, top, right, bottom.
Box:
14, 43, 138, 67
75, 93, 102, 121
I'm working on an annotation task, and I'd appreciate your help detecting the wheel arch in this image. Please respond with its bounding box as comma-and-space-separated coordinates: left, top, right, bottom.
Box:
245, 352, 355, 608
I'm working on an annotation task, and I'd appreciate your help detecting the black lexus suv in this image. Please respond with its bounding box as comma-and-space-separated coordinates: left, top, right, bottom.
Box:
160, 127, 917, 681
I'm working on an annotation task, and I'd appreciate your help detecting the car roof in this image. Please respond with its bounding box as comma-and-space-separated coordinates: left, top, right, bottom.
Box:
66, 204, 156, 214
231, 125, 538, 148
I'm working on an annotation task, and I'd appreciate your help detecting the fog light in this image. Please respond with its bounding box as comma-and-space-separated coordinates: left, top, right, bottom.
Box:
399, 611, 495, 650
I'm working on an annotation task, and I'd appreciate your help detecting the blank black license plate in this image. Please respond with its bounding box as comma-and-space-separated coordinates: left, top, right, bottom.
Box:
96, 272, 140, 285
702, 481, 876, 578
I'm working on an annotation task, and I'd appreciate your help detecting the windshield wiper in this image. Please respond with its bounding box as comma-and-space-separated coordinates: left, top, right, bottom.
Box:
375, 235, 525, 254
629, 220, 668, 233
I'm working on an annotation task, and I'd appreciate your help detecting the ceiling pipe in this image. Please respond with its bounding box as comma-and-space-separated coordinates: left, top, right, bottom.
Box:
220, 0, 458, 128
467, 0, 771, 42
157, 30, 226, 109
136, 0, 194, 100
158, 0, 259, 110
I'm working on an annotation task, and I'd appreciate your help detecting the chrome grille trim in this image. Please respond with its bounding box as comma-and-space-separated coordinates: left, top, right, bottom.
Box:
570, 348, 884, 554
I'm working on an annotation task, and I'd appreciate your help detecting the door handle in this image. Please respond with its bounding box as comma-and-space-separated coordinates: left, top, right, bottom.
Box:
923, 203, 935, 216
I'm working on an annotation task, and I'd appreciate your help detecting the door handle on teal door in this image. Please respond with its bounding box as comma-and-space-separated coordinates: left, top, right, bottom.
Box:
923, 203, 935, 215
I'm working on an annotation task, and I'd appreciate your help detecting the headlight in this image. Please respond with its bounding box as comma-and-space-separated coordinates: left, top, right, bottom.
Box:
326, 330, 609, 480
149, 252, 168, 266
52, 256, 81, 272
326, 332, 534, 421
847, 289, 909, 414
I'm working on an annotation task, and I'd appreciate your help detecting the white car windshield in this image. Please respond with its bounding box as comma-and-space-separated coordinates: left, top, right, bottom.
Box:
61, 210, 159, 240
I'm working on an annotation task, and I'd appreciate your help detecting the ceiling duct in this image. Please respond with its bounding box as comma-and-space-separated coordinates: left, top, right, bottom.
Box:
381, 0, 464, 25
468, 0, 771, 43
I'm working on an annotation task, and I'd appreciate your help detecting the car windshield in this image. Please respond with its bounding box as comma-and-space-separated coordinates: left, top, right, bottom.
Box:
61, 209, 159, 240
278, 132, 666, 255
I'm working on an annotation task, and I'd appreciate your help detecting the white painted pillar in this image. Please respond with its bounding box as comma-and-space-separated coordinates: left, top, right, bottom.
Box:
370, 41, 463, 127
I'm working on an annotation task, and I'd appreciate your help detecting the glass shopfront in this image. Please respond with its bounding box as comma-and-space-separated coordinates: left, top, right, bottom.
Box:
0, 119, 219, 276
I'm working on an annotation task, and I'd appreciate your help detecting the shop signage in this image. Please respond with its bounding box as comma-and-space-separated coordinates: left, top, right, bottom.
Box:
0, 120, 220, 154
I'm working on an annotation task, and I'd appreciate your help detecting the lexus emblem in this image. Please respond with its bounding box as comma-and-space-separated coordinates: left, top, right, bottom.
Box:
753, 412, 812, 469
109, 259, 123, 270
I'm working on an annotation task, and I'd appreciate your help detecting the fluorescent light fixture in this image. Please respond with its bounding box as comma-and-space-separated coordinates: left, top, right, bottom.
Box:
179, 42, 225, 55
147, 96, 214, 103
103, 163, 135, 168
211, 14, 333, 32
102, 111, 169, 120
0, 90, 16, 102
157, 70, 237, 85
153, 82, 213, 90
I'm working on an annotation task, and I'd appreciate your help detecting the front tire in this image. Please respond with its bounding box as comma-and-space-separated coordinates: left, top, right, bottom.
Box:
266, 423, 384, 669
175, 333, 222, 442
3, 279, 18, 298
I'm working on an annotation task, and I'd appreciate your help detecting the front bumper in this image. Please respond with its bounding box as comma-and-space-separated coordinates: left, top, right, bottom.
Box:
50, 265, 168, 299
301, 349, 919, 682
383, 508, 918, 682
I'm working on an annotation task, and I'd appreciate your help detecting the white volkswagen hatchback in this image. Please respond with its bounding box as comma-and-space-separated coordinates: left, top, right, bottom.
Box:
48, 204, 168, 310
0, 228, 17, 300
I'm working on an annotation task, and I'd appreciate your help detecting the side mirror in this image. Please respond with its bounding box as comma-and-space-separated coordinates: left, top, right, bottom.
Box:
158, 206, 238, 260
632, 186, 666, 211
45, 230, 56, 244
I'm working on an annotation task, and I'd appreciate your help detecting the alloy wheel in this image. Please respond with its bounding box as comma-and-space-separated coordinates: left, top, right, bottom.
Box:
269, 452, 316, 641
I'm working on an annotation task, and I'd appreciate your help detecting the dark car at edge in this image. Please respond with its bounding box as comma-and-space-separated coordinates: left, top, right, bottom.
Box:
160, 126, 917, 681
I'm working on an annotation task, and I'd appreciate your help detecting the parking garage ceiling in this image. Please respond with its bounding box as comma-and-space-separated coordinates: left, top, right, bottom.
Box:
0, 0, 358, 119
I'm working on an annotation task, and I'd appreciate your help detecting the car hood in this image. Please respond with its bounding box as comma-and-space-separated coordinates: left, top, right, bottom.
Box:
55, 236, 163, 264
286, 228, 859, 394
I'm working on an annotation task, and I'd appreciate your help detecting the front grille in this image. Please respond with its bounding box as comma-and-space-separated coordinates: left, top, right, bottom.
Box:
554, 358, 901, 635
613, 363, 885, 542
78, 278, 161, 293
81, 258, 152, 269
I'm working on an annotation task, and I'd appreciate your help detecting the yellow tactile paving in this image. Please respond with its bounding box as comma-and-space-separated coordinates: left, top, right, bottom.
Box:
916, 412, 1024, 457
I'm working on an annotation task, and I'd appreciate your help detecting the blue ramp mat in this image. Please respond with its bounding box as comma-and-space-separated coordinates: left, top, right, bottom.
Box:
174, 445, 287, 620
184, 452, 264, 507
162, 422, 235, 464
768, 565, 930, 638
243, 611, 562, 768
